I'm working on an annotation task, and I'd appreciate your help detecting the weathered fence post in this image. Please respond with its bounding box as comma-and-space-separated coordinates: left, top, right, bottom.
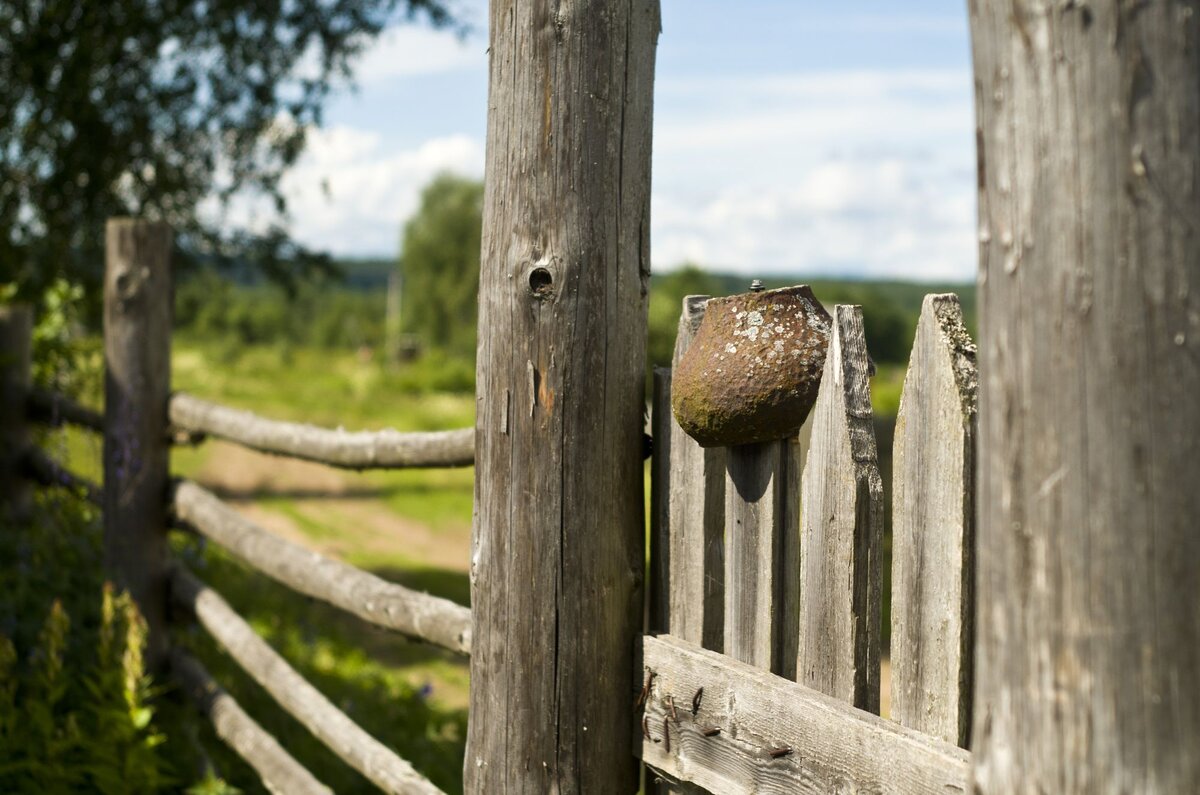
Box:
969, 4, 1200, 791
104, 219, 172, 669
0, 303, 33, 519
468, 0, 660, 790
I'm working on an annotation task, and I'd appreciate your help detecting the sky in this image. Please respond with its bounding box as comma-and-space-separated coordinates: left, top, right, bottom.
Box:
275, 0, 977, 282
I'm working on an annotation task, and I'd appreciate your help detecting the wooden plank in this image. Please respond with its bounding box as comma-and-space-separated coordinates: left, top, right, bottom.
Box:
723, 440, 790, 675
104, 218, 172, 669
635, 634, 969, 795
467, 0, 660, 790
168, 393, 473, 469
169, 649, 333, 795
172, 566, 444, 795
649, 367, 672, 635
667, 296, 726, 649
968, 3, 1200, 790
796, 305, 883, 712
0, 304, 32, 520
890, 294, 977, 747
172, 480, 471, 654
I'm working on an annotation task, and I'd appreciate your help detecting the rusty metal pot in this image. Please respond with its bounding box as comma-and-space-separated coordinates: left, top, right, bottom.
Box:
671, 284, 831, 447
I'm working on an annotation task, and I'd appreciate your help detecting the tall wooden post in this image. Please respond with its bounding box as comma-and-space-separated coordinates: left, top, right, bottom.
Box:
104, 219, 173, 669
0, 304, 33, 520
468, 1, 660, 790
969, 3, 1200, 791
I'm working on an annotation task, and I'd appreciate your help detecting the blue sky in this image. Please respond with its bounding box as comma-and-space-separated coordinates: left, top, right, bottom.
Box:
266, 0, 976, 281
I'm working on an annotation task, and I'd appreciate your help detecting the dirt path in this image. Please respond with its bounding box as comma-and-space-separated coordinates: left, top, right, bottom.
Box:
190, 441, 472, 573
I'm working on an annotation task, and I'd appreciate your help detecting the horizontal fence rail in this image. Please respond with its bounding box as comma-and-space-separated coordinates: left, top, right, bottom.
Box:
19, 447, 103, 505
171, 565, 444, 795
170, 648, 333, 795
168, 393, 474, 469
636, 635, 969, 794
26, 387, 105, 433
172, 480, 472, 655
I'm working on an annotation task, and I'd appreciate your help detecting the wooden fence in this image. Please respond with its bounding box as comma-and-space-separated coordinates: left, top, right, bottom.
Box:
2, 1, 1198, 791
2, 220, 475, 794
640, 294, 975, 793
2, 233, 982, 793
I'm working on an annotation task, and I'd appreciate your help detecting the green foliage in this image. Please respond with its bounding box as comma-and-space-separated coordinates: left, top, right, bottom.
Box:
0, 0, 459, 320
174, 541, 468, 793
175, 269, 387, 352
0, 494, 178, 794
399, 173, 484, 356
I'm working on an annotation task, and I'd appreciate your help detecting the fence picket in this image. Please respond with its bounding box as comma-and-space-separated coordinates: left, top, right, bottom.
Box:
796, 305, 883, 712
661, 296, 726, 650
723, 440, 795, 675
889, 294, 977, 746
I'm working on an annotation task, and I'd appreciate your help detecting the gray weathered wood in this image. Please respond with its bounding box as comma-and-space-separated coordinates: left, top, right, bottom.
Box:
172, 480, 471, 654
104, 219, 172, 668
796, 305, 883, 712
723, 440, 792, 676
636, 634, 969, 794
468, 1, 660, 791
663, 296, 726, 649
649, 367, 672, 635
0, 304, 32, 519
20, 447, 104, 506
27, 386, 105, 433
168, 393, 473, 469
169, 648, 333, 795
968, 3, 1200, 791
890, 293, 977, 747
172, 566, 444, 795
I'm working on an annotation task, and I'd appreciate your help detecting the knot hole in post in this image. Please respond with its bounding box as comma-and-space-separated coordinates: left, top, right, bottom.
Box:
528, 266, 554, 300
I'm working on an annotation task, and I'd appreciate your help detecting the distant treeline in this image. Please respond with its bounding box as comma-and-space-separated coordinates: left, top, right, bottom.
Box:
175, 260, 976, 370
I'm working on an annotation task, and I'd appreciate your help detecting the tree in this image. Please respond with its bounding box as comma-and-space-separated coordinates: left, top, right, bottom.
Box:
398, 172, 483, 355
0, 0, 459, 318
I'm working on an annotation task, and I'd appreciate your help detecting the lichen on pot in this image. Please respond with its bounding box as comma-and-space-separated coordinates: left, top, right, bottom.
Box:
671, 285, 831, 447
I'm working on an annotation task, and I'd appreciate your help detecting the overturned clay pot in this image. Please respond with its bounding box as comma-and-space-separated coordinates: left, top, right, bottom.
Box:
671, 285, 831, 447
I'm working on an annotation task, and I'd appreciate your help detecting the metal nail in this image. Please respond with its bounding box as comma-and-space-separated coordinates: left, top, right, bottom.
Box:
666, 694, 678, 721
702, 726, 721, 737
769, 746, 793, 759
641, 716, 651, 740
663, 717, 671, 753
691, 687, 703, 715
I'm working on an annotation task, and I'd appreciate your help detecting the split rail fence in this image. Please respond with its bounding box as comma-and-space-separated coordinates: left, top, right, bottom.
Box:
1, 220, 475, 795
1, 219, 983, 793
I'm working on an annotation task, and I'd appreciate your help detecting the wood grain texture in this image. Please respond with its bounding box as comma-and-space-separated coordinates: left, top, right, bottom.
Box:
796, 305, 883, 712
172, 566, 444, 795
723, 440, 794, 676
969, 3, 1200, 791
468, 0, 660, 790
168, 393, 473, 469
636, 634, 969, 794
104, 219, 172, 669
0, 304, 32, 519
890, 293, 977, 747
172, 480, 471, 654
169, 649, 333, 795
666, 296, 726, 649
27, 387, 105, 433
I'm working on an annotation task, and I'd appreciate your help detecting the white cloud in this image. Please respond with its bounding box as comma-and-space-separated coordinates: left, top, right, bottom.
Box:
261, 67, 976, 282
651, 69, 977, 281
279, 127, 484, 255
351, 27, 485, 84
